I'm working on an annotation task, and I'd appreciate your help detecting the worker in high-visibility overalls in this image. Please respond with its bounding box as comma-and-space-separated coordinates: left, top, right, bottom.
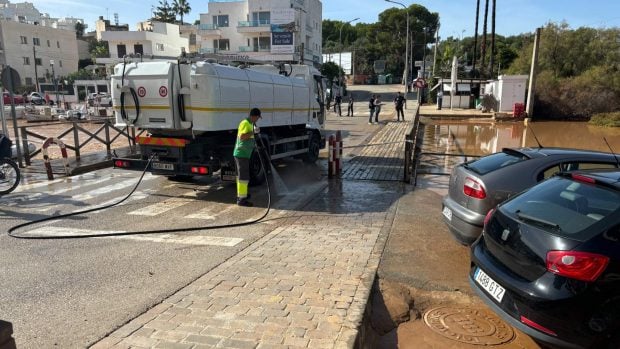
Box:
233, 108, 261, 207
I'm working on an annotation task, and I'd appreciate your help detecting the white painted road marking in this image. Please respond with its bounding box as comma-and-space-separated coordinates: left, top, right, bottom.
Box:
127, 191, 196, 216
22, 227, 243, 246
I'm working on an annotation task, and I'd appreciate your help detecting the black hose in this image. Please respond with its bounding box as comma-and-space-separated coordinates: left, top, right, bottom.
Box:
8, 138, 272, 239
119, 58, 140, 124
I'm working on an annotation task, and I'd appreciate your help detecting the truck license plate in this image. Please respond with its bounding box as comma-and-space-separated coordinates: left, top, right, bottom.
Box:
475, 268, 505, 303
152, 162, 174, 171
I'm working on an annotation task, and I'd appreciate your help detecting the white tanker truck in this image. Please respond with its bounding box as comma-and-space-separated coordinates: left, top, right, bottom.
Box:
110, 58, 326, 183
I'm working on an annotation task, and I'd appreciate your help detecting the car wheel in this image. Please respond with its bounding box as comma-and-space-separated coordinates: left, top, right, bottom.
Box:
302, 133, 321, 164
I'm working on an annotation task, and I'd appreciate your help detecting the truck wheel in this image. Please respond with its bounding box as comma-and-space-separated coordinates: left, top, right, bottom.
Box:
302, 133, 320, 164
249, 149, 266, 186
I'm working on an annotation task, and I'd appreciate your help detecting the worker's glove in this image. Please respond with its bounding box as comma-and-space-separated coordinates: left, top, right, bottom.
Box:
253, 124, 261, 135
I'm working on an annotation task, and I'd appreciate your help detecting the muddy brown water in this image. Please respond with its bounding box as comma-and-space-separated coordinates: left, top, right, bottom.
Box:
424, 120, 620, 157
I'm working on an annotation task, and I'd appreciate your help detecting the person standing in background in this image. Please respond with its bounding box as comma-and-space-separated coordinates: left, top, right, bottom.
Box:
373, 95, 382, 124
368, 95, 376, 124
347, 95, 354, 116
394, 92, 406, 121
334, 93, 342, 116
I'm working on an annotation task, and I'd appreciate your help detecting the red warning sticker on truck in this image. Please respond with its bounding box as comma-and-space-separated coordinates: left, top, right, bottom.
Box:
159, 86, 168, 97
137, 86, 146, 97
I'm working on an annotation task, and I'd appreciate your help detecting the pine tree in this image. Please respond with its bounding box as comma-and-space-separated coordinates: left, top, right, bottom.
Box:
153, 0, 176, 23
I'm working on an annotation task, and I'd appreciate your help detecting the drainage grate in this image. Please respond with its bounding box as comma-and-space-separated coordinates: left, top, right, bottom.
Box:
423, 306, 515, 345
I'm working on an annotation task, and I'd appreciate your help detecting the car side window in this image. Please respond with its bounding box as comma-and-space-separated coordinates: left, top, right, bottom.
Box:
565, 162, 618, 170
538, 164, 562, 181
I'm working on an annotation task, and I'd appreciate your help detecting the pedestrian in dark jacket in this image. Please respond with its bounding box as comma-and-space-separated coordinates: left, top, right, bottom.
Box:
368, 95, 376, 124
347, 95, 354, 116
334, 93, 342, 116
394, 92, 406, 121
373, 96, 382, 124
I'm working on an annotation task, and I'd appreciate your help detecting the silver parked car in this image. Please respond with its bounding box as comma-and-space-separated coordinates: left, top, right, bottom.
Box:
442, 147, 619, 245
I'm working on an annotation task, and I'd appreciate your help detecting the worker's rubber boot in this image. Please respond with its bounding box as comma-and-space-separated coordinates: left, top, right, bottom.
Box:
237, 198, 253, 207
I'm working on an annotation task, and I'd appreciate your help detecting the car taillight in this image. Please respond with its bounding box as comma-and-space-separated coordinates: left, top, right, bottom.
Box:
483, 208, 495, 227
546, 251, 609, 282
463, 177, 486, 199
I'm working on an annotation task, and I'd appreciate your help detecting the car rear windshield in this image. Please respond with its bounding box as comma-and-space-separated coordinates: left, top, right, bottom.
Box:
464, 149, 529, 175
500, 176, 620, 240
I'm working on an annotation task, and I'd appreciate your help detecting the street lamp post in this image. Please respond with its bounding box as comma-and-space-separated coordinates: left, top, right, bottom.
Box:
339, 17, 359, 95
50, 60, 59, 106
421, 27, 428, 103
385, 0, 409, 89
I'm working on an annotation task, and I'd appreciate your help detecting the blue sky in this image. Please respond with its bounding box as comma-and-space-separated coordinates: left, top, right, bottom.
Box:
30, 0, 620, 39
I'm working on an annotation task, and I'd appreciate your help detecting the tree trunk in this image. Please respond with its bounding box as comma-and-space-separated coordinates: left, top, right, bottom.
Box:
472, 0, 480, 77
489, 0, 496, 76
481, 0, 489, 76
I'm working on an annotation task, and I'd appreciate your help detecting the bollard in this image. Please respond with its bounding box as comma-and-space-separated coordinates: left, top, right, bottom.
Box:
42, 137, 70, 180
328, 135, 335, 178
335, 131, 342, 176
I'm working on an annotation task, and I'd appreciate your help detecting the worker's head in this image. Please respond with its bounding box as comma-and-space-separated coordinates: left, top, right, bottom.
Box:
249, 108, 262, 122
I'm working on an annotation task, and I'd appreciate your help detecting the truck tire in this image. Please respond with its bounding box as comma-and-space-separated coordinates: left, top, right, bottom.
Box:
249, 149, 266, 186
302, 133, 320, 164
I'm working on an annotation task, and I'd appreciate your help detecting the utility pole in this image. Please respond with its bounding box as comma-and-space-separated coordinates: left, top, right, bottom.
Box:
385, 0, 409, 88
339, 17, 359, 95
432, 22, 440, 76
33, 46, 40, 92
526, 27, 541, 119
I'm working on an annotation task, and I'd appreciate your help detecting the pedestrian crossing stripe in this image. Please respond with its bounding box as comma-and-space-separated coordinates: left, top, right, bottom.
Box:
127, 191, 196, 216
22, 227, 243, 246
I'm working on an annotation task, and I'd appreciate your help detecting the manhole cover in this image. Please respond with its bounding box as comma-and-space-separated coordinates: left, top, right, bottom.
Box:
424, 306, 515, 345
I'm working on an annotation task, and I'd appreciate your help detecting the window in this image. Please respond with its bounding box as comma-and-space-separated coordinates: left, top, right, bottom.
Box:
117, 44, 126, 58
20, 36, 27, 44
134, 44, 144, 55
156, 43, 164, 51
33, 37, 40, 46
251, 11, 270, 25
466, 149, 529, 175
35, 58, 42, 66
25, 77, 33, 85
213, 39, 230, 51
252, 37, 270, 51
189, 34, 196, 45
23, 57, 30, 65
57, 41, 60, 48
213, 15, 229, 27
59, 60, 62, 68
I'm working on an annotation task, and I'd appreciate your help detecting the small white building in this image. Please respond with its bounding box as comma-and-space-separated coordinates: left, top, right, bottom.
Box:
97, 22, 189, 64
0, 0, 87, 32
0, 19, 79, 87
485, 75, 528, 112
198, 0, 322, 66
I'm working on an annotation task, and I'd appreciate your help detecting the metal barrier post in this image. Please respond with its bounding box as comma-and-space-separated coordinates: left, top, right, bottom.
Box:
335, 131, 342, 176
328, 135, 335, 178
104, 122, 112, 156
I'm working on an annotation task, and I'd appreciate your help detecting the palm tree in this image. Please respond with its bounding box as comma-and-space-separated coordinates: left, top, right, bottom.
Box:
172, 0, 191, 25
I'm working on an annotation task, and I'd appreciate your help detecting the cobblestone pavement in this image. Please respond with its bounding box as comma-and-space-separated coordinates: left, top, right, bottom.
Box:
92, 179, 406, 349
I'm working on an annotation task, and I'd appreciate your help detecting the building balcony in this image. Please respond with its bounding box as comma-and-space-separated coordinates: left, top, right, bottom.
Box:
198, 23, 221, 36
237, 20, 271, 33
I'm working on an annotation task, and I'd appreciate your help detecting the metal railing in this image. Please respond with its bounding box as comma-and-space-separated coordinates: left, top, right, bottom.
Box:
404, 103, 421, 184
237, 20, 270, 27
18, 119, 143, 166
198, 23, 218, 30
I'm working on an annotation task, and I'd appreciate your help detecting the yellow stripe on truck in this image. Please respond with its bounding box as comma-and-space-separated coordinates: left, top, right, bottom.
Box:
136, 136, 187, 147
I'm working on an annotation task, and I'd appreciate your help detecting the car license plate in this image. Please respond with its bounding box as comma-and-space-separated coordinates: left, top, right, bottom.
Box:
475, 268, 505, 303
442, 206, 452, 221
152, 162, 174, 171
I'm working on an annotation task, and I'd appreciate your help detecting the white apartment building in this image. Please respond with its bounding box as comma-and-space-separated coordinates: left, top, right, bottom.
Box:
0, 20, 78, 87
198, 0, 322, 66
97, 22, 189, 64
0, 0, 86, 32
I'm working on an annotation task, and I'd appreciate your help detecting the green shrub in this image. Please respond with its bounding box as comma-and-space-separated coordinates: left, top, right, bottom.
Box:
589, 112, 620, 127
